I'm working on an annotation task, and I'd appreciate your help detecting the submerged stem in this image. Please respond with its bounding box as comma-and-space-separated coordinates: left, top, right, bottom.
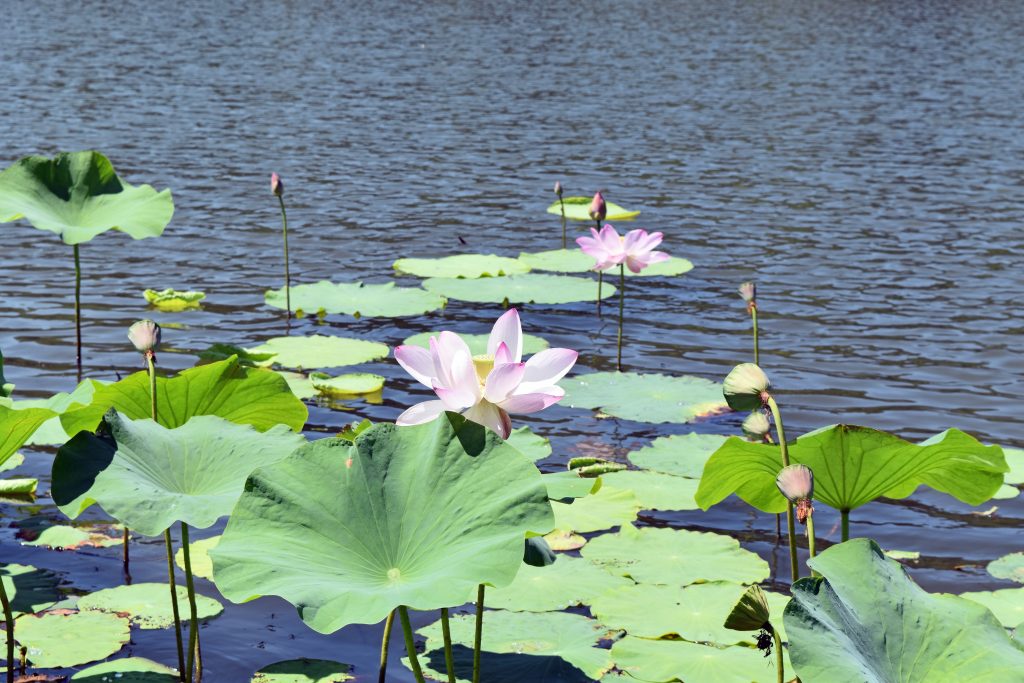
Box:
165, 528, 186, 681
766, 395, 798, 582
441, 607, 456, 683
751, 305, 759, 366
841, 509, 850, 542
277, 194, 291, 323
617, 264, 625, 371
772, 628, 784, 683
399, 606, 425, 683
73, 244, 82, 377
0, 570, 14, 683
378, 609, 395, 683
181, 523, 201, 682
473, 584, 485, 683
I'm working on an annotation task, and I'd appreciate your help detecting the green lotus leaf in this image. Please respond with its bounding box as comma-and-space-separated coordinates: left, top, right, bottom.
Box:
21, 524, 121, 550
0, 610, 130, 668
1, 379, 98, 446
988, 553, 1024, 584
1004, 447, 1024, 485
266, 280, 446, 318
52, 412, 306, 535
401, 331, 549, 356
884, 549, 921, 561
175, 535, 221, 580
546, 196, 640, 221
0, 404, 55, 468
422, 273, 616, 305
785, 539, 1024, 682
628, 433, 728, 478
0, 347, 11, 397
310, 373, 385, 397
724, 584, 772, 632
274, 371, 317, 400
543, 529, 587, 551
143, 288, 205, 311
247, 335, 390, 371
517, 248, 694, 277
72, 657, 180, 682
505, 425, 552, 462
599, 469, 699, 510
211, 415, 554, 633
394, 253, 531, 279
251, 658, 354, 682
581, 525, 769, 586
0, 453, 22, 472
61, 357, 307, 437
483, 555, 632, 612
561, 372, 727, 424
543, 471, 601, 501
78, 582, 222, 629
957, 588, 1024, 628
695, 426, 1008, 515
416, 610, 614, 681
0, 564, 60, 617
611, 635, 787, 683
994, 483, 1019, 499
196, 343, 277, 367
0, 151, 173, 246
551, 486, 639, 533
0, 477, 35, 495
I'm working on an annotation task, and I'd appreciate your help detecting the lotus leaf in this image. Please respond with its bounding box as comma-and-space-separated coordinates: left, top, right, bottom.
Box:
211, 415, 554, 632
52, 412, 306, 535
247, 335, 390, 370
581, 525, 769, 586
696, 425, 1008, 515
275, 371, 318, 400
546, 196, 639, 221
22, 524, 121, 550
884, 549, 922, 561
0, 348, 11, 397
402, 331, 549, 356
0, 404, 55, 467
994, 483, 1019, 499
1, 379, 98, 446
483, 555, 632, 612
266, 280, 445, 318
175, 535, 221, 580
310, 373, 385, 397
0, 453, 22, 472
611, 636, 787, 683
422, 273, 616, 305
518, 248, 694, 277
0, 151, 173, 245
543, 471, 601, 501
394, 254, 531, 278
543, 529, 587, 551
988, 553, 1024, 584
0, 477, 35, 495
0, 610, 130, 668
957, 588, 1024, 628
1004, 447, 1024, 485
505, 426, 552, 462
72, 657, 180, 682
599, 470, 699, 510
143, 288, 205, 311
251, 658, 354, 682
0, 564, 60, 617
562, 372, 727, 424
78, 582, 222, 629
551, 486, 639, 533
416, 610, 613, 681
60, 357, 307, 436
197, 343, 277, 366
785, 538, 1024, 681
628, 432, 728, 478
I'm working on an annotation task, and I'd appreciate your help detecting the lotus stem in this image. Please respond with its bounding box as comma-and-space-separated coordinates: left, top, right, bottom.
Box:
398, 606, 425, 683
277, 194, 291, 324
164, 528, 186, 681
751, 305, 759, 366
122, 526, 131, 583
441, 607, 456, 683
595, 218, 603, 317
773, 628, 783, 683
616, 264, 625, 371
181, 523, 201, 682
766, 395, 799, 583
559, 197, 567, 248
0, 569, 14, 683
473, 584, 485, 683
73, 244, 82, 377
378, 609, 395, 683
841, 509, 850, 542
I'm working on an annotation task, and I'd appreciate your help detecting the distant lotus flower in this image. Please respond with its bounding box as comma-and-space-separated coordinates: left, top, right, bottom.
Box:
128, 320, 161, 356
394, 309, 578, 438
777, 464, 814, 523
588, 191, 606, 222
723, 363, 770, 411
271, 172, 283, 196
554, 181, 562, 196
742, 411, 771, 441
576, 224, 670, 274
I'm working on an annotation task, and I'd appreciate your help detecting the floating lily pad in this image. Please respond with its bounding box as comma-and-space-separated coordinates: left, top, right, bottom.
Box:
401, 331, 550, 357
562, 372, 727, 424
310, 373, 385, 397
0, 453, 23, 473
143, 288, 205, 311
483, 555, 632, 612
72, 657, 180, 682
251, 658, 354, 682
884, 549, 922, 561
599, 469, 699, 510
581, 525, 769, 586
274, 371, 317, 400
988, 553, 1024, 584
546, 197, 639, 222
0, 348, 11, 397
266, 281, 446, 318
247, 335, 390, 371
611, 636, 787, 683
0, 611, 130, 668
551, 486, 639, 533
517, 249, 693, 277
174, 535, 220, 581
79, 582, 222, 629
422, 274, 615, 305
212, 415, 554, 633
394, 254, 531, 279
1, 564, 60, 617
543, 471, 601, 501
506, 426, 552, 462
0, 478, 36, 495
957, 588, 1024, 628
21, 524, 121, 550
1004, 448, 1024, 485
543, 530, 587, 551
628, 433, 728, 478
994, 483, 1020, 500
53, 413, 306, 536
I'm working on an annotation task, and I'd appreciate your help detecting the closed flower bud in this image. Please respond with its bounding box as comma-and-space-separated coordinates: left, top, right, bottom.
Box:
554, 181, 563, 196
588, 191, 606, 221
128, 319, 161, 355
742, 411, 771, 440
738, 281, 756, 303
776, 463, 814, 524
271, 172, 283, 196
723, 363, 770, 411
724, 584, 772, 632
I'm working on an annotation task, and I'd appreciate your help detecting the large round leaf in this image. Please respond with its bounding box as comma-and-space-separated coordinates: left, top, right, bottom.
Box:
0, 564, 60, 617
422, 273, 615, 305
247, 335, 389, 370
696, 425, 1008, 515
73, 657, 179, 682
611, 636, 787, 683
1004, 447, 1024, 485
0, 404, 55, 468
546, 197, 639, 221
551, 486, 639, 533
266, 280, 445, 318
956, 588, 1024, 628
785, 539, 1024, 682
0, 611, 130, 668
988, 553, 1024, 584
401, 331, 549, 356
211, 414, 554, 632
0, 151, 173, 245
482, 555, 632, 612
60, 356, 307, 437
599, 469, 699, 510
518, 249, 693, 277
77, 582, 223, 629
562, 372, 727, 424
628, 433, 728, 478
2, 379, 98, 446
394, 254, 530, 278
52, 412, 306, 535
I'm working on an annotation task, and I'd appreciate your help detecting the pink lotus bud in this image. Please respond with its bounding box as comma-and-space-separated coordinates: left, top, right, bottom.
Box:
738, 281, 756, 303
554, 181, 563, 196
742, 411, 771, 440
128, 319, 161, 356
776, 464, 814, 523
588, 191, 606, 221
271, 172, 283, 197
723, 363, 770, 411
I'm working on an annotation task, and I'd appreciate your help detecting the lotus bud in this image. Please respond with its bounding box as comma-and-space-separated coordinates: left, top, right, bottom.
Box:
271, 172, 283, 197
722, 363, 770, 411
128, 320, 161, 358
738, 281, 756, 303
554, 181, 563, 196
776, 464, 814, 524
588, 191, 606, 221
742, 411, 771, 441
724, 584, 772, 632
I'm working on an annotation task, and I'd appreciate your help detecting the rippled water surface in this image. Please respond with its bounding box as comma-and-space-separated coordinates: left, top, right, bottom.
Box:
2, 0, 1024, 680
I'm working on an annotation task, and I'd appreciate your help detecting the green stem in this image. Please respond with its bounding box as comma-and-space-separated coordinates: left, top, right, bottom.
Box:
806, 512, 816, 559
0, 569, 14, 683
772, 627, 784, 683
73, 244, 82, 377
751, 305, 759, 366
559, 197, 566, 248
765, 396, 790, 467
766, 395, 798, 583
165, 529, 186, 681
277, 194, 291, 322
595, 218, 603, 316
616, 264, 625, 371
181, 523, 201, 682
122, 526, 130, 583
841, 509, 850, 542
441, 607, 456, 683
473, 584, 485, 683
398, 606, 425, 683
378, 609, 395, 683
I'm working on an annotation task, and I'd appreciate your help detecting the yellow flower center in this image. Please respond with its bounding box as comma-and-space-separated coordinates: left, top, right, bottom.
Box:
472, 354, 494, 384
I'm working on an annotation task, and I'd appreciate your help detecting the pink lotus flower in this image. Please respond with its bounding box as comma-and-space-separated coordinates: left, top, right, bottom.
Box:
588, 191, 606, 221
393, 309, 578, 438
576, 223, 670, 273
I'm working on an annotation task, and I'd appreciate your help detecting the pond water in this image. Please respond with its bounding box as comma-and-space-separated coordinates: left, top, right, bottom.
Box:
2, 0, 1023, 680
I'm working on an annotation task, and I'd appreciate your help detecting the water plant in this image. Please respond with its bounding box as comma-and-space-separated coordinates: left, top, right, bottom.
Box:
739, 281, 758, 364
588, 191, 607, 314
554, 181, 566, 247
0, 151, 173, 372
270, 173, 291, 322
724, 585, 783, 683
777, 464, 816, 566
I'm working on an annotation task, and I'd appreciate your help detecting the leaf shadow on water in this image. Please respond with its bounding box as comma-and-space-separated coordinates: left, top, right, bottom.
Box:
0, 564, 60, 616
423, 644, 595, 683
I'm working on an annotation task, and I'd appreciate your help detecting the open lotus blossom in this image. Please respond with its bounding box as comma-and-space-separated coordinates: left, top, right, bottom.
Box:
576, 223, 670, 274
393, 309, 578, 438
